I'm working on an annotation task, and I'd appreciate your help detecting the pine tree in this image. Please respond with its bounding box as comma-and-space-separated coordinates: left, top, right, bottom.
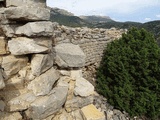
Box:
96, 27, 160, 119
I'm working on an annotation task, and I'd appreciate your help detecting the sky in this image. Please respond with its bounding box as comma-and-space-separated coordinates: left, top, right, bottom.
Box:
47, 0, 160, 23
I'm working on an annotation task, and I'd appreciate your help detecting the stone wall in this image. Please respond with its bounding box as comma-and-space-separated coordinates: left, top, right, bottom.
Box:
53, 25, 125, 66
0, 0, 128, 120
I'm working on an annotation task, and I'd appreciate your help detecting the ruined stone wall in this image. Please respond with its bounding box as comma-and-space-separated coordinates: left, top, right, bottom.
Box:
0, 0, 127, 120
53, 25, 125, 66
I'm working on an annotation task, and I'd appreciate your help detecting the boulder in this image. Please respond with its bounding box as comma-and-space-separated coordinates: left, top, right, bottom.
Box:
8, 92, 36, 112
15, 21, 54, 37
1, 55, 28, 78
0, 37, 7, 55
65, 96, 94, 112
55, 43, 86, 68
27, 67, 60, 96
8, 37, 52, 55
26, 86, 68, 119
31, 53, 54, 77
6, 0, 46, 7
81, 104, 106, 120
74, 78, 94, 97
4, 6, 50, 21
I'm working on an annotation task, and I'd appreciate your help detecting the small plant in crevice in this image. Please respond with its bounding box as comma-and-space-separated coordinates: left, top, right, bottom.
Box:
96, 27, 160, 119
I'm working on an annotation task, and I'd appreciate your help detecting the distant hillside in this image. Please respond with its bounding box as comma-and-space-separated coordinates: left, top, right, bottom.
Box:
79, 15, 114, 23
50, 7, 91, 27
49, 7, 160, 44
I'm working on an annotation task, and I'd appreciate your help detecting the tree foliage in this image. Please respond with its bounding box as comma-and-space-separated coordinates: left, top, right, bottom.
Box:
96, 27, 160, 119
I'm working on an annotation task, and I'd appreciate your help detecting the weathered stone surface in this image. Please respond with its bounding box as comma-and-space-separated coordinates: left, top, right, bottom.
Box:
28, 67, 60, 96
31, 53, 54, 77
0, 69, 5, 89
74, 78, 94, 97
70, 70, 82, 80
15, 21, 54, 37
0, 100, 5, 111
8, 92, 36, 112
81, 104, 106, 120
5, 75, 24, 90
59, 70, 71, 76
55, 43, 86, 68
0, 37, 7, 55
52, 109, 73, 120
1, 55, 28, 78
4, 6, 50, 21
65, 96, 94, 112
71, 109, 84, 120
0, 25, 14, 37
6, 0, 46, 7
27, 86, 68, 119
0, 112, 22, 120
8, 37, 52, 55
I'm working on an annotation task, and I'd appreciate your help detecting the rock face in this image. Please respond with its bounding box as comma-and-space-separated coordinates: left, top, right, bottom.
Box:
8, 37, 52, 55
28, 67, 60, 96
15, 21, 54, 37
81, 104, 105, 120
27, 86, 68, 119
55, 43, 86, 68
31, 53, 54, 76
1, 55, 28, 77
4, 6, 50, 21
74, 78, 94, 97
6, 0, 46, 7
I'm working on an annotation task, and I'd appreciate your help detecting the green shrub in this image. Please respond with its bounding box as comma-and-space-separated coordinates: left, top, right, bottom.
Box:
96, 27, 160, 119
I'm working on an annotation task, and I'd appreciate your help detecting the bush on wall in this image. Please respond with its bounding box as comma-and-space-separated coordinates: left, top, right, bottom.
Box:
96, 27, 160, 119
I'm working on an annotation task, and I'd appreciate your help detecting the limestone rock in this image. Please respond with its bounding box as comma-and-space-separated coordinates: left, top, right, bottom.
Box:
0, 69, 5, 89
71, 109, 84, 120
31, 53, 54, 77
53, 109, 73, 120
70, 70, 82, 80
74, 78, 94, 97
0, 25, 14, 37
0, 100, 5, 111
59, 70, 71, 76
27, 86, 68, 119
15, 21, 54, 37
0, 112, 22, 120
8, 37, 52, 55
65, 96, 94, 112
55, 43, 86, 68
5, 75, 24, 90
81, 104, 106, 120
4, 6, 50, 21
0, 37, 7, 55
6, 0, 46, 7
27, 67, 60, 96
1, 55, 28, 78
8, 92, 36, 112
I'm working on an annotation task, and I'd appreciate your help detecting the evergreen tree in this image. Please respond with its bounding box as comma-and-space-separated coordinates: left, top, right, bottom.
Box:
96, 27, 160, 119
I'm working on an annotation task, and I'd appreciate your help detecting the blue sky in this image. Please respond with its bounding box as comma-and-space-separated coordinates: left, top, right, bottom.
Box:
47, 0, 160, 23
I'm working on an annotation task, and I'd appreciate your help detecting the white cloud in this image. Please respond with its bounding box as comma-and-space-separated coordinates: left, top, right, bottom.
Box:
47, 0, 160, 15
145, 18, 151, 21
156, 14, 160, 18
